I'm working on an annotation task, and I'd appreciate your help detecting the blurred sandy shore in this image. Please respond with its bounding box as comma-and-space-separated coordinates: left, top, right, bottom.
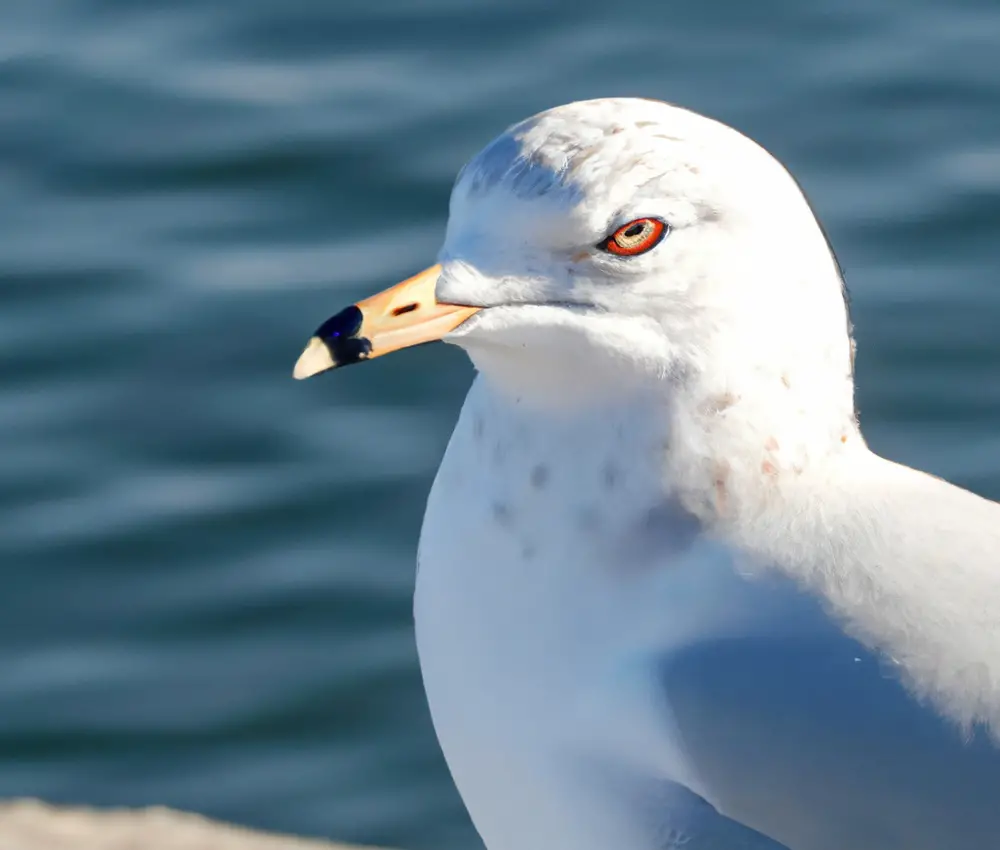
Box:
0, 800, 369, 850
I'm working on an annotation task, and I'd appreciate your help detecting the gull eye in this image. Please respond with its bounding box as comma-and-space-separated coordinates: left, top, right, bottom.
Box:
599, 218, 668, 257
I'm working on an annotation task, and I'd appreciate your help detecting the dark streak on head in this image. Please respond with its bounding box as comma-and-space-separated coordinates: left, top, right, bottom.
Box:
460, 128, 580, 204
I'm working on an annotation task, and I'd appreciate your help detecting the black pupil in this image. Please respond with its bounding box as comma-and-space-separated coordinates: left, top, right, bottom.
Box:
623, 222, 646, 238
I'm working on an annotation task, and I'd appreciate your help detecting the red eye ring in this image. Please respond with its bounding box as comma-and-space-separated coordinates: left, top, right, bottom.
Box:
600, 218, 668, 256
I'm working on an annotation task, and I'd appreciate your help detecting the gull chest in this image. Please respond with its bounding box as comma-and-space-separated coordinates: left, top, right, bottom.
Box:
413, 379, 709, 850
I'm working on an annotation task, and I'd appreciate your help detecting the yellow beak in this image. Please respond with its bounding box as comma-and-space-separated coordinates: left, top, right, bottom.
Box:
293, 264, 480, 379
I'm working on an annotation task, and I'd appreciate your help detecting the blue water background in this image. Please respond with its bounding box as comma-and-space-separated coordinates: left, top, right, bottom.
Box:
3, 2, 1000, 847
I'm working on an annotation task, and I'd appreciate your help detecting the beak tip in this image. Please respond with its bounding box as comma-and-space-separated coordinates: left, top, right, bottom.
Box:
293, 337, 335, 380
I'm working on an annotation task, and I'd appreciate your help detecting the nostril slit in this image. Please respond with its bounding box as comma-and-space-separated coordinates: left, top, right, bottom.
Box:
392, 303, 419, 317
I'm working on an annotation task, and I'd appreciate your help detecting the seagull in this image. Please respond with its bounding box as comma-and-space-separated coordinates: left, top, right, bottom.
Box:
294, 98, 1000, 850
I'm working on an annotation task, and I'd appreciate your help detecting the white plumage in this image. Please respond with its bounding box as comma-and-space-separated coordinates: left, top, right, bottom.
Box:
312, 97, 1000, 849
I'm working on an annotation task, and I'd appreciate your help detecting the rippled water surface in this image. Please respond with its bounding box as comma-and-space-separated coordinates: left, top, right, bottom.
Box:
3, 2, 1000, 848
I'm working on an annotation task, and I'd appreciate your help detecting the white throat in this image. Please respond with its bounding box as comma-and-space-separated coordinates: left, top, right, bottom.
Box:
449, 299, 860, 535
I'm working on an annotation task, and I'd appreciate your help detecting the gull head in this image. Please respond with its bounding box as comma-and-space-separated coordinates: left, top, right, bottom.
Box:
295, 98, 857, 433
